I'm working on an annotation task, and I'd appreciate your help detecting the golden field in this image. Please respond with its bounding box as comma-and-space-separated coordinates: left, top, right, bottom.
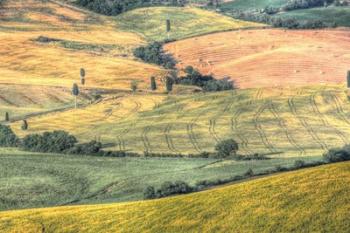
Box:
164, 28, 350, 89
11, 85, 350, 157
1, 161, 349, 233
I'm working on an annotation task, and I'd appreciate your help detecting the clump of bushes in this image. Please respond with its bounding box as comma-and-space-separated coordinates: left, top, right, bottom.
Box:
215, 139, 239, 157
21, 130, 77, 153
323, 145, 350, 162
144, 181, 193, 199
35, 36, 62, 43
133, 42, 176, 69
178, 66, 234, 92
0, 124, 19, 147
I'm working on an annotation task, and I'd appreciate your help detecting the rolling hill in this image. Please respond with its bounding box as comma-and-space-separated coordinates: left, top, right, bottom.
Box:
10, 85, 350, 158
164, 28, 350, 89
0, 147, 313, 211
115, 6, 265, 41
1, 161, 349, 232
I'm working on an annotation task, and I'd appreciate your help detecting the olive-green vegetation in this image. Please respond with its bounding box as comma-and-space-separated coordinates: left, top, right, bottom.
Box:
1, 162, 349, 233
0, 147, 318, 211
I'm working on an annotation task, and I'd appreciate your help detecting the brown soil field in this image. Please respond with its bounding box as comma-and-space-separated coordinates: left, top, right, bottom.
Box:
164, 29, 350, 89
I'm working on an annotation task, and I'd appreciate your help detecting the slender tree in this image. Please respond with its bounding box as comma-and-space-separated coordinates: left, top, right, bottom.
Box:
80, 68, 86, 85
166, 18, 171, 39
5, 112, 9, 122
72, 83, 79, 109
347, 70, 350, 88
165, 76, 174, 93
150, 76, 157, 91
21, 120, 28, 130
131, 80, 138, 94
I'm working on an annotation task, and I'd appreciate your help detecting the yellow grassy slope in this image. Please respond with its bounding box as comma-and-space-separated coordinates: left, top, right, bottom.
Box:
0, 0, 165, 90
1, 162, 349, 233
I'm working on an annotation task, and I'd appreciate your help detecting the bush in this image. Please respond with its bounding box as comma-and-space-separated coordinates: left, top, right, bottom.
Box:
294, 160, 306, 168
133, 42, 176, 69
0, 124, 19, 147
215, 139, 239, 157
67, 140, 102, 155
178, 66, 234, 92
21, 130, 77, 153
144, 181, 193, 199
323, 145, 350, 162
143, 186, 156, 199
244, 168, 254, 177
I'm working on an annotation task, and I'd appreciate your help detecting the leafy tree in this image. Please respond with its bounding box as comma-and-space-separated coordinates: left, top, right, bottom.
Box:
150, 76, 157, 91
5, 112, 9, 122
165, 76, 174, 92
215, 139, 239, 157
0, 124, 19, 147
72, 83, 79, 108
21, 120, 28, 131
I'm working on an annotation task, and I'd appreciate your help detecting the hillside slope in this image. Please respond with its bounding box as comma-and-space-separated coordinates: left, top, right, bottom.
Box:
1, 162, 349, 232
165, 28, 350, 89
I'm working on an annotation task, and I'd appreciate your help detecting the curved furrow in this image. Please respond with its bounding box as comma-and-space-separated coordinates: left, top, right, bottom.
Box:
230, 108, 252, 155
253, 102, 276, 153
329, 92, 350, 125
287, 96, 327, 151
310, 92, 348, 145
268, 100, 305, 156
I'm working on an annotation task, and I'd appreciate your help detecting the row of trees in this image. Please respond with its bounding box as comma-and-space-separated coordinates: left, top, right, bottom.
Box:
76, 0, 186, 16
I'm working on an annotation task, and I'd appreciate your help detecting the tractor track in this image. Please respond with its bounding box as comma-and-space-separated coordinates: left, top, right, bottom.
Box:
253, 102, 275, 153
268, 100, 305, 155
287, 95, 328, 151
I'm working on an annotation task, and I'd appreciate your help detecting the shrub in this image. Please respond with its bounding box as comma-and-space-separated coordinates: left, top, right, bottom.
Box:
178, 66, 234, 92
323, 145, 350, 162
0, 124, 19, 147
294, 160, 306, 168
143, 186, 156, 199
21, 130, 77, 153
215, 139, 239, 157
244, 168, 254, 177
147, 181, 193, 199
131, 80, 138, 93
133, 42, 176, 69
67, 140, 102, 155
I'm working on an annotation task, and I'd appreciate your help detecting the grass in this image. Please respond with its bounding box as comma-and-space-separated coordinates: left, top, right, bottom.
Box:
0, 84, 89, 121
0, 147, 315, 211
11, 85, 350, 158
276, 6, 350, 27
0, 161, 349, 232
218, 0, 288, 11
115, 6, 265, 41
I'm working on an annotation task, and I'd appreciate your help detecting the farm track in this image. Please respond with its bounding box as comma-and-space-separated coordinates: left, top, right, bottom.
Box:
287, 94, 328, 151
231, 108, 252, 155
268, 100, 305, 155
310, 92, 348, 145
329, 92, 350, 125
253, 102, 275, 153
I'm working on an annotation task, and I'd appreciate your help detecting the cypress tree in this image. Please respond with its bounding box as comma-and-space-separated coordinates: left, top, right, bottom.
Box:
72, 83, 80, 109
150, 76, 157, 91
80, 68, 86, 85
347, 70, 350, 88
165, 76, 174, 93
5, 112, 9, 122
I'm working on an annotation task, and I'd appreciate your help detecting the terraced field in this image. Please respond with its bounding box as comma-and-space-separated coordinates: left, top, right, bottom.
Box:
1, 161, 349, 232
11, 85, 350, 157
165, 28, 350, 89
115, 6, 265, 41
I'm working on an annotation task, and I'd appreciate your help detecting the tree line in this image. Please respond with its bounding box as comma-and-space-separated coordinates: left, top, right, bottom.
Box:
76, 0, 187, 16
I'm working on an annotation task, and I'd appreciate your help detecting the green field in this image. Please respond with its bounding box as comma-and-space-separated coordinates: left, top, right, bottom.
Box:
218, 0, 287, 11
277, 6, 350, 27
115, 7, 264, 41
1, 161, 349, 232
0, 148, 317, 211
